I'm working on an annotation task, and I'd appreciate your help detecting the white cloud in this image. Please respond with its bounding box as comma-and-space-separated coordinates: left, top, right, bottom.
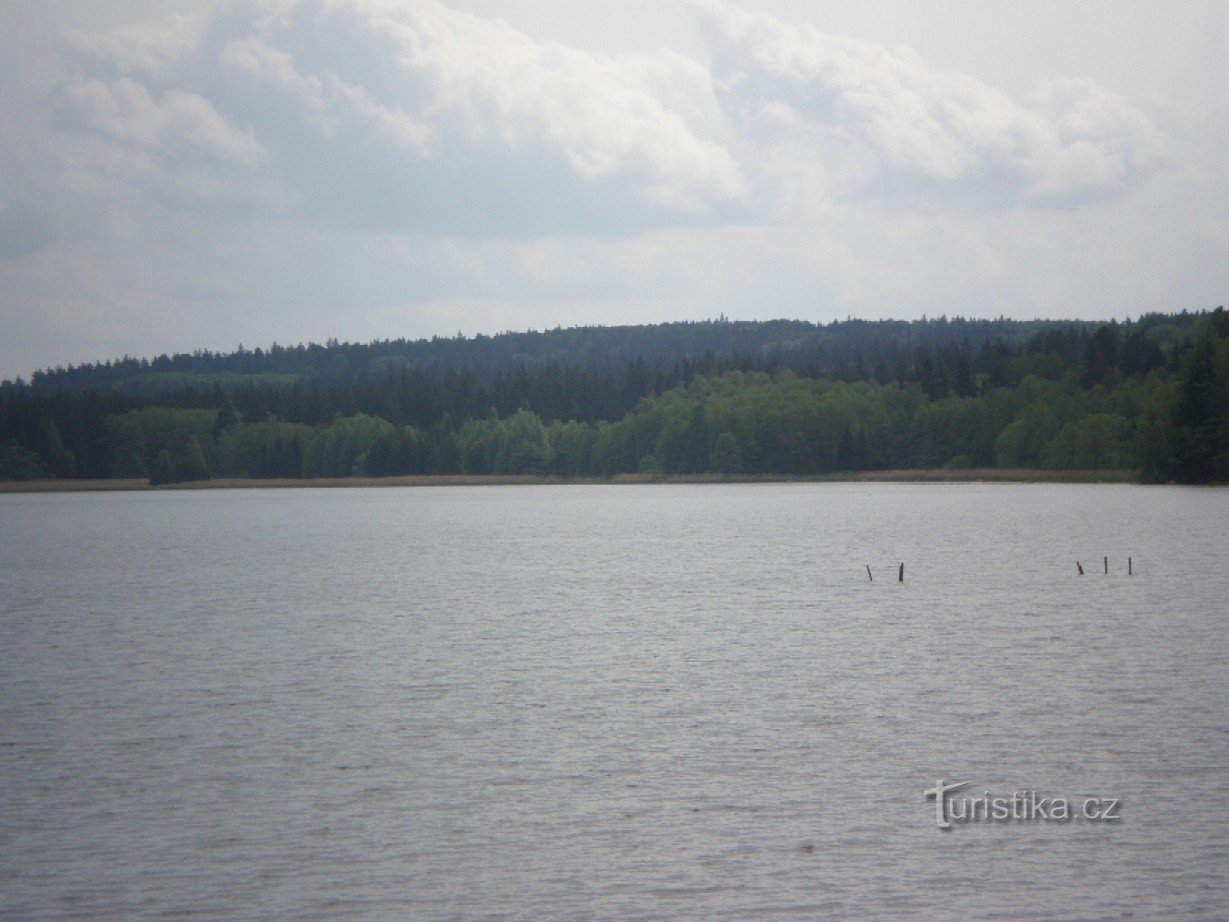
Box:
54, 0, 749, 230
218, 34, 437, 153
1019, 77, 1169, 200
691, 0, 1169, 207
49, 0, 1171, 230
62, 77, 266, 167
0, 0, 1223, 381
67, 9, 210, 78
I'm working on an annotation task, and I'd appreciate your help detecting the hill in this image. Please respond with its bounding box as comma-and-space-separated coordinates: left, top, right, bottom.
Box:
2, 311, 1226, 484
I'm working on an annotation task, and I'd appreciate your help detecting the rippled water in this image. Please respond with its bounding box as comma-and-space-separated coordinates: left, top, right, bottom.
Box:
2, 483, 1228, 918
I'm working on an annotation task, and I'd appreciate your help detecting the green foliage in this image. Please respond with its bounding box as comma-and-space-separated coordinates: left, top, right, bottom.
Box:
41, 420, 76, 477
105, 408, 216, 481
596, 374, 910, 475
495, 409, 551, 474
1044, 414, 1134, 469
1166, 313, 1229, 482
107, 414, 150, 477
301, 414, 394, 477
212, 404, 240, 438
456, 409, 553, 474
5, 309, 1229, 483
179, 436, 211, 482
216, 420, 312, 478
589, 368, 1168, 476
1137, 382, 1180, 483
710, 431, 743, 473
0, 442, 48, 480
146, 436, 210, 485
548, 420, 596, 476
364, 424, 430, 476
456, 413, 500, 474
150, 449, 175, 486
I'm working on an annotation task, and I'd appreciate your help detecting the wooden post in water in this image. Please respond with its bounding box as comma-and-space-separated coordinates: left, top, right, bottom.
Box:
866, 565, 873, 581
1104, 556, 1108, 575
1077, 561, 1084, 575
898, 562, 904, 582
1129, 557, 1133, 576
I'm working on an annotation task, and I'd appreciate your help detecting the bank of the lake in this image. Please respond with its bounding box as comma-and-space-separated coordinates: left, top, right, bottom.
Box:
0, 467, 1142, 492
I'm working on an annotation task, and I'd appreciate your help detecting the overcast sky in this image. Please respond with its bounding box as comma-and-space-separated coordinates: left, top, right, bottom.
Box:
1, 0, 1226, 381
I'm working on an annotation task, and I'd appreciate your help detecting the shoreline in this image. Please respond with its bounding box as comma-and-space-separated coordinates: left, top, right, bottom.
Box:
0, 468, 1143, 493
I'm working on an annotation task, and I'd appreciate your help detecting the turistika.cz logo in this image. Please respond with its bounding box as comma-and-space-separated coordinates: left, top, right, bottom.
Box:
923, 780, 1122, 829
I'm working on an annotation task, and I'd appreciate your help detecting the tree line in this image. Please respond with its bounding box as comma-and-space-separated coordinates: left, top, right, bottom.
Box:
2, 311, 1226, 484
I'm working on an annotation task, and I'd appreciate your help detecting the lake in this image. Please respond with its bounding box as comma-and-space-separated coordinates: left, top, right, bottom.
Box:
2, 483, 1227, 918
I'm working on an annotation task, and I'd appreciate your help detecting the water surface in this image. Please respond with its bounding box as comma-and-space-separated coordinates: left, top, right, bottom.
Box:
2, 484, 1227, 918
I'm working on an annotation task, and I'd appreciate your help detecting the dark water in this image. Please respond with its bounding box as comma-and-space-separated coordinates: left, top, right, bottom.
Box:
1, 483, 1227, 918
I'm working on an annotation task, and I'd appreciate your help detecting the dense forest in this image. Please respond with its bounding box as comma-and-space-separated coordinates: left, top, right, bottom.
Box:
2, 310, 1227, 484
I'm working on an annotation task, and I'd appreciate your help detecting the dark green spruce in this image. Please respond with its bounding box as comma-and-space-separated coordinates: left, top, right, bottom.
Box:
2, 310, 1226, 483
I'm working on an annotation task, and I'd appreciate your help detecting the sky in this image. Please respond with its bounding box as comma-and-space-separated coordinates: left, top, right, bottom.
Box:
1, 0, 1226, 382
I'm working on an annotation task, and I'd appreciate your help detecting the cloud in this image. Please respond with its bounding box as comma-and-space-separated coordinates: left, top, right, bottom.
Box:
61, 77, 266, 167
49, 0, 1170, 237
1020, 77, 1169, 200
67, 8, 211, 78
690, 0, 1169, 208
53, 0, 749, 234
3, 0, 1219, 383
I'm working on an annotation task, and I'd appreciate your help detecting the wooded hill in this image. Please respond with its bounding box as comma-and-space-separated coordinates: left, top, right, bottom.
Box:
2, 310, 1227, 484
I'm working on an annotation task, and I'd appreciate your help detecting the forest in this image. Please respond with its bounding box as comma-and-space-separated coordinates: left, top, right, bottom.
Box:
2, 310, 1227, 484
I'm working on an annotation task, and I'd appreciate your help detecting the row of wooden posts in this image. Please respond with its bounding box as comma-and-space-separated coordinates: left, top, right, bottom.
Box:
865, 558, 1135, 581
1077, 557, 1133, 576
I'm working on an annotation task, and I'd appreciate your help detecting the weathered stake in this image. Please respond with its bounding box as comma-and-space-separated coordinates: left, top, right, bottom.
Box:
1077, 561, 1084, 575
1128, 556, 1133, 576
1104, 556, 1108, 575
898, 562, 904, 582
866, 565, 873, 582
